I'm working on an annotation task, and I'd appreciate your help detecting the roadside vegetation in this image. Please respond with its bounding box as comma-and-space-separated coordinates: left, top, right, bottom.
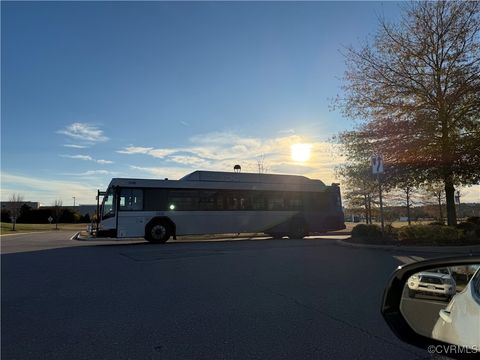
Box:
334, 1, 480, 230
1, 199, 91, 233
350, 217, 480, 246
1, 222, 87, 234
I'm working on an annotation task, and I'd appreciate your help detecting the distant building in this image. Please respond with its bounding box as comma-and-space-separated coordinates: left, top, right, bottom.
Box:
1, 201, 40, 210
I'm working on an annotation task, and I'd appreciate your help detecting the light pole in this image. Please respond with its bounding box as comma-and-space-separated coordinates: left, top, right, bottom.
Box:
371, 154, 385, 237
72, 196, 76, 207
455, 191, 461, 220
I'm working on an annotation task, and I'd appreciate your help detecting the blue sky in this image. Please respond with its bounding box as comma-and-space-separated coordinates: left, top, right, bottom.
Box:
2, 1, 478, 205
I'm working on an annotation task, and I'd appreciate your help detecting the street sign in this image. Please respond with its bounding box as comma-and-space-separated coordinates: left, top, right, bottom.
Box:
48, 216, 53, 224
371, 154, 384, 174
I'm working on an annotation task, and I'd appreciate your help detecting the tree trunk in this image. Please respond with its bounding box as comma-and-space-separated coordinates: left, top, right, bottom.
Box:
364, 194, 369, 224
437, 193, 444, 223
406, 187, 411, 225
444, 178, 457, 226
367, 194, 372, 224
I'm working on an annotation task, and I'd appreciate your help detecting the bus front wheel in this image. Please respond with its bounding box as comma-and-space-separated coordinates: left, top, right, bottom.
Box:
145, 220, 171, 243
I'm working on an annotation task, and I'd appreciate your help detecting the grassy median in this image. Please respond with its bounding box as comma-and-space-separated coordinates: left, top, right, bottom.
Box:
1, 222, 87, 234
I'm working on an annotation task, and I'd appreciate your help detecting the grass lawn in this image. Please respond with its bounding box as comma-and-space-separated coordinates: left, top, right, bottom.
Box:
1, 222, 87, 234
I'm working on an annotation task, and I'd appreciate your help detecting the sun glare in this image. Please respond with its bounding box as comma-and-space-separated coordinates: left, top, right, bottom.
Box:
291, 143, 312, 162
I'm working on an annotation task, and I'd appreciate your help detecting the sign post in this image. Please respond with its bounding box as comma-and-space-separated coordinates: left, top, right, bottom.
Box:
48, 216, 53, 224
371, 154, 385, 237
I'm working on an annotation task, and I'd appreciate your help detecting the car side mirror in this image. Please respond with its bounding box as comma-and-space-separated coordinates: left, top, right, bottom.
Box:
381, 256, 480, 359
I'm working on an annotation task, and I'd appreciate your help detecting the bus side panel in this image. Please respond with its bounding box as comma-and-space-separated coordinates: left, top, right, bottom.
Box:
302, 211, 346, 233
97, 216, 117, 237
117, 211, 153, 238
115, 210, 345, 238
170, 211, 299, 235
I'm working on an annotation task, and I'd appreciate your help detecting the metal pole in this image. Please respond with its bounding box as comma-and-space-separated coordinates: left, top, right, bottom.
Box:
96, 190, 100, 234
378, 174, 385, 237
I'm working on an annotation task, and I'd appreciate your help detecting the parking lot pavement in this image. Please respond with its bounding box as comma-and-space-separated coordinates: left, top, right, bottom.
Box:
0, 231, 145, 254
2, 233, 459, 359
1, 231, 350, 254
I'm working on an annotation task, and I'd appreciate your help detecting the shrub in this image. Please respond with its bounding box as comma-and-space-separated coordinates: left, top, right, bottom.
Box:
398, 225, 461, 245
466, 217, 480, 225
351, 224, 383, 240
429, 221, 445, 226
458, 221, 480, 244
1, 209, 11, 223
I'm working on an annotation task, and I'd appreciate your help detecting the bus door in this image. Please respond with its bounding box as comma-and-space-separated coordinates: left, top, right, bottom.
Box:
98, 187, 117, 237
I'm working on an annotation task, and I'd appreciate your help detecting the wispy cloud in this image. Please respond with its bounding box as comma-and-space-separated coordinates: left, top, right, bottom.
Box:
1, 172, 101, 205
62, 154, 93, 161
117, 146, 177, 158
63, 144, 88, 149
57, 122, 109, 142
168, 155, 211, 167
96, 159, 114, 164
61, 154, 114, 164
62, 170, 115, 177
118, 131, 341, 184
129, 165, 188, 180
278, 129, 296, 134
180, 120, 189, 127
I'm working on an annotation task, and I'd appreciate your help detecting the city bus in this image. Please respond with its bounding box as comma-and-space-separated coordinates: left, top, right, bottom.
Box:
94, 170, 345, 243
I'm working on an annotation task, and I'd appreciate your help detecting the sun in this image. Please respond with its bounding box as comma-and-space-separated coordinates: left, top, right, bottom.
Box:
291, 143, 312, 162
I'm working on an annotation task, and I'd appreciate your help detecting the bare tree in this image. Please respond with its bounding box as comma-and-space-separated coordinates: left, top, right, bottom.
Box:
53, 200, 62, 230
336, 163, 377, 224
338, 1, 480, 226
419, 183, 446, 223
257, 154, 268, 174
7, 193, 24, 231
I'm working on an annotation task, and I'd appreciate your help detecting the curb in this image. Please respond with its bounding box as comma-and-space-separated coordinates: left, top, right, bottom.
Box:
336, 239, 480, 254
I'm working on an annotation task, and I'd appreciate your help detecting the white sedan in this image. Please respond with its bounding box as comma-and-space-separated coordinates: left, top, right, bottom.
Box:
432, 267, 480, 348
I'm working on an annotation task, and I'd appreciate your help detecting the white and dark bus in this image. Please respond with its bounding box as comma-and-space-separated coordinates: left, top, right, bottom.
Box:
94, 170, 345, 243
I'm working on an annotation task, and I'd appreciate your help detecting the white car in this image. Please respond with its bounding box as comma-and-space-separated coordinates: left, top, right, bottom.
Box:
432, 267, 480, 348
407, 268, 456, 299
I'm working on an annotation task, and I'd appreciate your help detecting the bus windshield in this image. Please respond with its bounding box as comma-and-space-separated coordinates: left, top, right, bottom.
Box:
102, 188, 115, 219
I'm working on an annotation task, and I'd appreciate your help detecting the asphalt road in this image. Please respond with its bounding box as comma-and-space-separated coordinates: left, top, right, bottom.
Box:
1, 232, 472, 359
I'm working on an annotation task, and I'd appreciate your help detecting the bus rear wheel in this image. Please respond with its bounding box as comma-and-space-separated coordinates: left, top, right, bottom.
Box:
288, 219, 307, 239
145, 220, 171, 243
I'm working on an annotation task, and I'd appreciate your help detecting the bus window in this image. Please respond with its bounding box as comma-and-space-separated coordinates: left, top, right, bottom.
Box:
199, 190, 218, 210
216, 193, 225, 210
168, 189, 199, 210
268, 193, 285, 210
119, 188, 143, 211
144, 188, 168, 211
251, 193, 266, 210
227, 195, 238, 210
286, 195, 303, 210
